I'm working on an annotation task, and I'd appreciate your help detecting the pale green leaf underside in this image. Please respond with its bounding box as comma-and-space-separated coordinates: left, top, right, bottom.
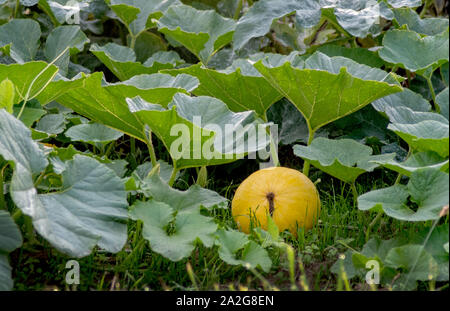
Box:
372, 151, 449, 176
358, 169, 449, 221
293, 137, 395, 183
65, 122, 124, 143
34, 155, 128, 257
129, 200, 217, 261
128, 93, 269, 169
215, 229, 271, 272
157, 4, 236, 64
379, 29, 449, 76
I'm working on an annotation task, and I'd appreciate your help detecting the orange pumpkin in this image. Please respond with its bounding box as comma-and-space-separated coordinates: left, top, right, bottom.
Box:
232, 167, 320, 236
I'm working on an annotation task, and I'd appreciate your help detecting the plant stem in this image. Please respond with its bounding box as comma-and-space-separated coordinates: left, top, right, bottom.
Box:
14, 0, 20, 18
365, 212, 383, 242
351, 182, 358, 203
263, 113, 280, 167
426, 77, 439, 112
0, 165, 6, 210
145, 131, 158, 167
419, 0, 432, 18
129, 35, 137, 50
168, 167, 178, 187
234, 0, 243, 20
302, 130, 315, 177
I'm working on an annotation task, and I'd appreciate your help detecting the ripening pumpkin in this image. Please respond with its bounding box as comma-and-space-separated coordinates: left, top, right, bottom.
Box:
231, 167, 320, 236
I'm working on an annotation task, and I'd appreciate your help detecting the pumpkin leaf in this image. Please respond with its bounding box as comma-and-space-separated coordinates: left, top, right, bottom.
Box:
371, 151, 449, 177
134, 173, 228, 212
379, 29, 449, 77
108, 0, 181, 37
316, 45, 384, 68
29, 155, 128, 257
129, 200, 218, 261
35, 113, 68, 135
0, 210, 23, 291
215, 229, 272, 272
157, 4, 236, 64
53, 72, 199, 141
393, 7, 449, 36
128, 93, 269, 169
162, 60, 283, 117
65, 122, 124, 143
358, 168, 449, 221
385, 245, 439, 283
90, 43, 184, 81
44, 25, 90, 76
254, 52, 402, 134
0, 79, 15, 113
436, 87, 449, 120
386, 107, 449, 157
233, 0, 322, 51
387, 0, 422, 8
0, 19, 41, 63
0, 62, 59, 107
330, 0, 394, 38
372, 88, 431, 114
0, 109, 48, 218
293, 137, 395, 183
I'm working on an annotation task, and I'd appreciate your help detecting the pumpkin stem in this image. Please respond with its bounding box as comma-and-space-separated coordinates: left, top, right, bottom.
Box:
266, 192, 275, 216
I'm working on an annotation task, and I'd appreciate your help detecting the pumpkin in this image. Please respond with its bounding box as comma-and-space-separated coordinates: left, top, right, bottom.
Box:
231, 167, 320, 236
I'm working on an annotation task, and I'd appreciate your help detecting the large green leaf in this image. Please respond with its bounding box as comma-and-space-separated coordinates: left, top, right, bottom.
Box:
215, 229, 272, 272
372, 88, 431, 114
372, 151, 449, 177
386, 107, 449, 157
233, 0, 322, 51
393, 8, 449, 36
65, 122, 124, 143
128, 93, 269, 169
330, 0, 394, 38
358, 168, 449, 221
53, 72, 199, 141
0, 62, 59, 107
108, 0, 181, 37
0, 210, 23, 291
316, 45, 384, 68
0, 109, 48, 217
254, 52, 402, 133
0, 79, 15, 113
157, 4, 236, 64
379, 29, 449, 76
293, 137, 395, 183
385, 245, 439, 284
0, 19, 41, 63
90, 43, 184, 81
163, 60, 283, 117
44, 25, 90, 76
28, 155, 128, 257
233, 0, 394, 50
387, 0, 422, 8
436, 87, 449, 120
135, 173, 227, 211
129, 199, 218, 262
408, 225, 449, 281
